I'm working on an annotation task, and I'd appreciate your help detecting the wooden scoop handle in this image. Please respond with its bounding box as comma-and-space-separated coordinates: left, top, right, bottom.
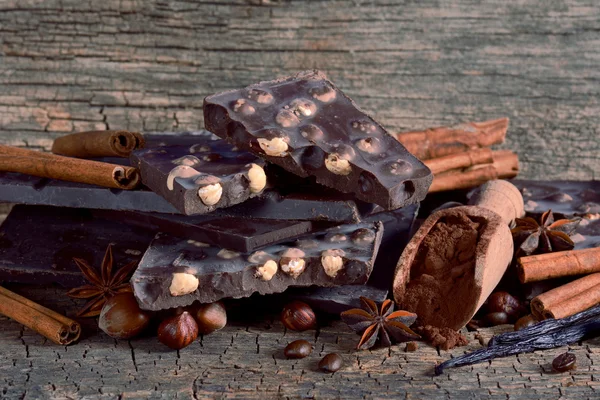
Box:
468, 180, 524, 224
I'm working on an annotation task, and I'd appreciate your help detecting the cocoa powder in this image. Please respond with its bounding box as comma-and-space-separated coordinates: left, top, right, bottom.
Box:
401, 213, 483, 332
416, 325, 468, 351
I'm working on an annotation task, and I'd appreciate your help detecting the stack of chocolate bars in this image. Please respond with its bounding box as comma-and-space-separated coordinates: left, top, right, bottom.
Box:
0, 71, 436, 313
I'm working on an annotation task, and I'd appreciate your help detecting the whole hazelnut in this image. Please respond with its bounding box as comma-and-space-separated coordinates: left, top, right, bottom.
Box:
193, 301, 227, 335
197, 183, 222, 206
487, 291, 524, 322
284, 339, 312, 359
98, 292, 151, 339
514, 314, 539, 331
158, 311, 198, 350
281, 301, 316, 331
485, 311, 509, 326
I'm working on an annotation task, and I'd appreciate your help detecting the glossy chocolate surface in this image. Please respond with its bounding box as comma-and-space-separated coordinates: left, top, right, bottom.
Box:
204, 70, 432, 210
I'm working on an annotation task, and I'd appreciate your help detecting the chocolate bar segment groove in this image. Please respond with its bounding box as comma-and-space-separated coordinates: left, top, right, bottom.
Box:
204, 70, 432, 210
132, 221, 383, 311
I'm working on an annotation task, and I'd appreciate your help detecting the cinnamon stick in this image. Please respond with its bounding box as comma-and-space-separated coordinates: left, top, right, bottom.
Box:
52, 130, 145, 158
424, 148, 494, 175
0, 145, 140, 190
0, 286, 80, 345
427, 150, 518, 193
396, 118, 509, 160
531, 273, 600, 320
518, 247, 600, 283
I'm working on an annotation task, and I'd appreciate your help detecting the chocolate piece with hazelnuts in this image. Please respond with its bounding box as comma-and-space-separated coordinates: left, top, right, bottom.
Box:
131, 221, 383, 311
203, 70, 432, 210
130, 133, 268, 215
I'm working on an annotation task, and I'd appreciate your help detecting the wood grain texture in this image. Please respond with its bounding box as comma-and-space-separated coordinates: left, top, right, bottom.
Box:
1, 284, 599, 399
0, 0, 599, 180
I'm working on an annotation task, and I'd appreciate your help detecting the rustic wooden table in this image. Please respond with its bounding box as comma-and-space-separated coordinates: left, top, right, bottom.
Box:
1, 1, 599, 398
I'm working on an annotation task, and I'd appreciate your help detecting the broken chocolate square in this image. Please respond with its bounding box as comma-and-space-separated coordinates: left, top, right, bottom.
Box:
132, 221, 383, 311
203, 70, 432, 210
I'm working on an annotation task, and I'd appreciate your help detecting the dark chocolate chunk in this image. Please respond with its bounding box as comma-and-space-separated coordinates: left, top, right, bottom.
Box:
0, 205, 156, 287
512, 180, 600, 217
132, 221, 383, 311
0, 171, 180, 214
94, 210, 314, 253
130, 138, 267, 215
203, 70, 432, 210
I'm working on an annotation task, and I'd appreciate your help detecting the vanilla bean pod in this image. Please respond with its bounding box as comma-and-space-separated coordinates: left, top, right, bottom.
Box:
434, 305, 600, 375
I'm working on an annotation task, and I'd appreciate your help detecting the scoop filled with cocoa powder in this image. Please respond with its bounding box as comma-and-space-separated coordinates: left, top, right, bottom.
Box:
393, 180, 524, 330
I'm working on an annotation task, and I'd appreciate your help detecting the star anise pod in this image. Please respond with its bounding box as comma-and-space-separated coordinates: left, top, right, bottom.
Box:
511, 209, 580, 257
340, 297, 420, 350
66, 244, 138, 317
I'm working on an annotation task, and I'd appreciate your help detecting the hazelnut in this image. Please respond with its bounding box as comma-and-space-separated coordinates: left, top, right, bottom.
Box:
485, 311, 509, 326
351, 228, 376, 245
275, 109, 300, 127
321, 249, 345, 278
217, 249, 240, 259
324, 233, 347, 243
255, 259, 278, 281
300, 124, 324, 142
247, 250, 273, 264
193, 301, 227, 335
197, 183, 222, 206
166, 165, 200, 191
318, 353, 343, 373
98, 293, 151, 339
257, 137, 289, 157
232, 98, 255, 115
279, 248, 306, 278
289, 98, 317, 117
169, 272, 199, 297
158, 311, 198, 350
308, 85, 337, 103
247, 163, 266, 193
281, 301, 316, 331
246, 89, 274, 104
172, 155, 200, 166
284, 340, 312, 359
356, 137, 381, 154
387, 160, 413, 176
514, 314, 538, 331
325, 153, 352, 175
487, 291, 524, 322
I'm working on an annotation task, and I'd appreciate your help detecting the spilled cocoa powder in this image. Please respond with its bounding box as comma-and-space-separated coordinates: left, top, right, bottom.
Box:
416, 326, 468, 351
401, 213, 483, 347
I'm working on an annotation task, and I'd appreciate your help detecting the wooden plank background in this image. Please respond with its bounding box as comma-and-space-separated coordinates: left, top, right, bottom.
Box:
0, 0, 599, 180
1, 1, 600, 398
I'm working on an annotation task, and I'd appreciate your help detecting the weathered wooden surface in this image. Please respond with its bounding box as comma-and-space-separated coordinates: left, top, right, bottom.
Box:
1, 284, 599, 400
0, 0, 599, 179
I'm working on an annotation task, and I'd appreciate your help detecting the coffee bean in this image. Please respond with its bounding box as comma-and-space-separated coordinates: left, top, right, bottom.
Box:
552, 352, 576, 373
318, 353, 343, 373
514, 315, 538, 331
284, 339, 312, 359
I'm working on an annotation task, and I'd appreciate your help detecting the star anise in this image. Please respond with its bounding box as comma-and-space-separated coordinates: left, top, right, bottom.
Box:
511, 209, 580, 257
66, 244, 138, 317
340, 297, 420, 350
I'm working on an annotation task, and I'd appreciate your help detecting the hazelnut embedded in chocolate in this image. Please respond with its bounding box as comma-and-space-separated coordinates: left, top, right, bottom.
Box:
300, 124, 324, 142
166, 165, 201, 191
197, 183, 222, 206
257, 137, 289, 157
255, 259, 278, 281
386, 160, 413, 176
321, 249, 345, 278
172, 155, 201, 166
289, 98, 317, 117
279, 248, 306, 278
356, 137, 381, 154
246, 88, 274, 104
246, 163, 267, 193
351, 228, 376, 245
275, 109, 300, 128
169, 272, 199, 296
325, 154, 352, 176
216, 249, 240, 259
232, 99, 255, 115
308, 84, 336, 103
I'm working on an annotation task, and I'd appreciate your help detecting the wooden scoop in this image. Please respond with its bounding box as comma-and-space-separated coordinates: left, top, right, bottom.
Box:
392, 180, 524, 330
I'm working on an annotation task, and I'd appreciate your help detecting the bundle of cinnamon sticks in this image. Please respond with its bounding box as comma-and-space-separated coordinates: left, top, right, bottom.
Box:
395, 118, 519, 192
518, 247, 600, 320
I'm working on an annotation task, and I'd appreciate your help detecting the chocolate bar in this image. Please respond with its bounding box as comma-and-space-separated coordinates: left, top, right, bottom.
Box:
0, 205, 156, 287
203, 70, 432, 210
284, 285, 388, 314
132, 221, 383, 311
512, 180, 600, 217
131, 140, 267, 215
94, 210, 315, 253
